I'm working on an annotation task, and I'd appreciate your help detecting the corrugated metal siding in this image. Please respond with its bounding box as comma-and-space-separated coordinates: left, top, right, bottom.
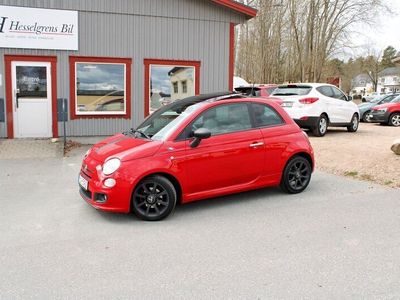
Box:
0, 0, 245, 137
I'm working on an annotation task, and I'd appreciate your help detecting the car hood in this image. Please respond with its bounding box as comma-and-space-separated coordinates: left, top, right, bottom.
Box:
89, 133, 163, 162
372, 103, 398, 110
358, 103, 373, 109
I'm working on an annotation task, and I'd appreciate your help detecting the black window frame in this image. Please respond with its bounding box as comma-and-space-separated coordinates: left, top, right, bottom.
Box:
175, 101, 285, 141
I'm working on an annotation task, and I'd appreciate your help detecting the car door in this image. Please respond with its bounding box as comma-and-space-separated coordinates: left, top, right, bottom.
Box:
331, 86, 354, 123
182, 102, 265, 195
250, 103, 289, 179
316, 85, 341, 123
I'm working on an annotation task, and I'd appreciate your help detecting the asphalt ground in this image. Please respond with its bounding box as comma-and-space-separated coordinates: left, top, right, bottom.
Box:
0, 146, 399, 299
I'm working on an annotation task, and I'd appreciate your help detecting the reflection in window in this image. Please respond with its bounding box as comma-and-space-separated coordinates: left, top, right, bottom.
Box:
149, 65, 195, 113
182, 80, 187, 93
75, 63, 126, 114
16, 66, 47, 98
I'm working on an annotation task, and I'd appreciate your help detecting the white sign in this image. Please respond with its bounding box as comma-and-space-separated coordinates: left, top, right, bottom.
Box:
0, 5, 78, 50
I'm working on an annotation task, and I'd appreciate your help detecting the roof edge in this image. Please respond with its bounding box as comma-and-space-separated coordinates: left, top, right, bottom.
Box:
211, 0, 258, 18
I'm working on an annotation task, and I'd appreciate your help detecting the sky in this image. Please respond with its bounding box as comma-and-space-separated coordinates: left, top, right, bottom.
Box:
341, 1, 400, 59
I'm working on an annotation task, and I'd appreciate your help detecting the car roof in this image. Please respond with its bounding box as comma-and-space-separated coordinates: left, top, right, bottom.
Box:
276, 83, 336, 88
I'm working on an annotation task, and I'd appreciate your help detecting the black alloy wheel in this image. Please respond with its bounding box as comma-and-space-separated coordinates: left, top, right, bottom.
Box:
132, 175, 177, 221
347, 114, 359, 132
280, 156, 312, 194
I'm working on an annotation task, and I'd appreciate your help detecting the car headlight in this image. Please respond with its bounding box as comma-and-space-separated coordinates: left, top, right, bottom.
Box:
102, 158, 121, 175
377, 108, 387, 113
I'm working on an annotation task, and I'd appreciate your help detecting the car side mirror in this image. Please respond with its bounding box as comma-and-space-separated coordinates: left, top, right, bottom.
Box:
347, 95, 353, 101
190, 128, 211, 148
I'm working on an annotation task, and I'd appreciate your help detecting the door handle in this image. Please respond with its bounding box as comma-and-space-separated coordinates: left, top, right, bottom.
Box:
14, 88, 20, 109
249, 142, 264, 148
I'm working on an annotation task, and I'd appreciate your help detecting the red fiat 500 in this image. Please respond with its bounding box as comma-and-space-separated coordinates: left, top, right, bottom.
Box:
79, 92, 314, 221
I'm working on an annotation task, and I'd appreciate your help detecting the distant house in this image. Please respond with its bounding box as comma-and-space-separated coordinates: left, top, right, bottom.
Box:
377, 67, 400, 93
168, 67, 195, 101
351, 73, 373, 96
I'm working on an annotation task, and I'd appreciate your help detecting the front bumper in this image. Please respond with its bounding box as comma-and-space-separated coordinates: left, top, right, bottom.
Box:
78, 159, 132, 213
368, 111, 390, 123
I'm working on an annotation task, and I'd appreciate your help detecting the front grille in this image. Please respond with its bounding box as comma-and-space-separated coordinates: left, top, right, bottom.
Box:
80, 186, 92, 199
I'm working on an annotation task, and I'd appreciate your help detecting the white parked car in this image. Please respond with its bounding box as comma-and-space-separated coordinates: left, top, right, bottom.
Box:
271, 83, 359, 137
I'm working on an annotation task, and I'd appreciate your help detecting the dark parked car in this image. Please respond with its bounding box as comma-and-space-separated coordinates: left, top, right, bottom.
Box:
358, 93, 399, 122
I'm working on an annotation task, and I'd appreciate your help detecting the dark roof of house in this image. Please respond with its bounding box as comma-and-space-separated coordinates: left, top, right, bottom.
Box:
379, 67, 400, 76
210, 0, 257, 18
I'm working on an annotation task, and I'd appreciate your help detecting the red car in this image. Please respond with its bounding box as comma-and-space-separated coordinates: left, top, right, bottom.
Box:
79, 92, 314, 221
368, 96, 400, 126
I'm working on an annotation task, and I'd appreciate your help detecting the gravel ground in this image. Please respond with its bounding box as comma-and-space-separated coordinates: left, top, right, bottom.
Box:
309, 122, 400, 188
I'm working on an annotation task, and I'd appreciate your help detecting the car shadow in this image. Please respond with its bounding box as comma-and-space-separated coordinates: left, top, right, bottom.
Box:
92, 186, 288, 224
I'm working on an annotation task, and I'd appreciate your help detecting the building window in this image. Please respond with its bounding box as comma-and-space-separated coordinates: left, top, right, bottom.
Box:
173, 82, 179, 94
69, 56, 132, 119
144, 59, 201, 115
182, 80, 187, 93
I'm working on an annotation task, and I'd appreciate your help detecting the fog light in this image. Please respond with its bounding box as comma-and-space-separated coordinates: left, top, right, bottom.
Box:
104, 178, 116, 188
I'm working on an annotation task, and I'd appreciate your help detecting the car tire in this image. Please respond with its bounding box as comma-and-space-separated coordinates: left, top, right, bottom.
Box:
362, 111, 371, 122
311, 114, 328, 137
347, 114, 359, 132
389, 112, 400, 127
280, 156, 312, 194
131, 175, 177, 221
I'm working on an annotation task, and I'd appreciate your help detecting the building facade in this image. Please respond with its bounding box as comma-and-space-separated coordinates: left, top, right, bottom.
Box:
0, 0, 255, 138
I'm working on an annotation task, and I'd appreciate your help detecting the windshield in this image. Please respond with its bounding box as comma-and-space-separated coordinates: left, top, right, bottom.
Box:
272, 85, 312, 96
371, 95, 386, 102
136, 101, 201, 141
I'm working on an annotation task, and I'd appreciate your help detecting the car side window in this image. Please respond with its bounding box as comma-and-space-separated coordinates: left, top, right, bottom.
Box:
316, 86, 335, 98
331, 87, 347, 101
251, 103, 284, 127
190, 103, 252, 136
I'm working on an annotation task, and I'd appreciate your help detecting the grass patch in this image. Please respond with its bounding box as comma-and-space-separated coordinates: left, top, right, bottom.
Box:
344, 171, 358, 177
360, 174, 373, 181
384, 180, 394, 185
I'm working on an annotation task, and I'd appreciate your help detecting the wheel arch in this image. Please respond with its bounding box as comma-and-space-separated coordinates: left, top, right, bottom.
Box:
130, 172, 183, 212
288, 151, 314, 172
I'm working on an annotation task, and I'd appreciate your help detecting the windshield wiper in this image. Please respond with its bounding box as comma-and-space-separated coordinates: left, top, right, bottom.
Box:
126, 128, 152, 139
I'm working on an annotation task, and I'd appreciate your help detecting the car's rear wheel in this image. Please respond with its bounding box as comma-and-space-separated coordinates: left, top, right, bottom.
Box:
280, 156, 312, 194
389, 113, 400, 127
312, 115, 328, 137
132, 175, 177, 221
347, 114, 359, 132
362, 111, 371, 122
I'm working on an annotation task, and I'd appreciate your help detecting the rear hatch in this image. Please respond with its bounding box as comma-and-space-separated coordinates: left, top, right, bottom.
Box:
271, 84, 313, 108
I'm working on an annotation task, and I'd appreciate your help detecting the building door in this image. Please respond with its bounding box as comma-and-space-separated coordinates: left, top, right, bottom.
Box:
11, 61, 52, 138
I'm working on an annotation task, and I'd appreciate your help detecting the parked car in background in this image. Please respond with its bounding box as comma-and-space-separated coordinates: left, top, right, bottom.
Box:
79, 92, 314, 221
358, 93, 399, 122
362, 92, 386, 102
235, 84, 278, 97
368, 95, 400, 126
271, 83, 359, 137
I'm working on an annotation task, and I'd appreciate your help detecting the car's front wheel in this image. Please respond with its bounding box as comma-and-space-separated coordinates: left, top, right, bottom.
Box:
132, 175, 177, 221
347, 114, 359, 132
362, 111, 371, 122
389, 113, 400, 127
312, 115, 328, 137
280, 156, 312, 194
